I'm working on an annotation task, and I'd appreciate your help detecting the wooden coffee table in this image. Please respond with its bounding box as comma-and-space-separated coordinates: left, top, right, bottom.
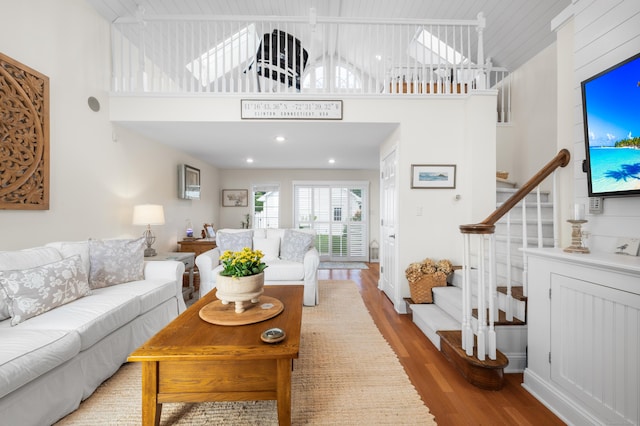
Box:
128, 285, 304, 426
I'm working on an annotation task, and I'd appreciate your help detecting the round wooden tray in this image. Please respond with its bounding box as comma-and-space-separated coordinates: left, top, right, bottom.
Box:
199, 296, 284, 326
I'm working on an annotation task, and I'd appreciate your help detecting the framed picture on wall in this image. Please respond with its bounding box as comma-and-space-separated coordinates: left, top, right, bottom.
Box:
411, 164, 456, 189
222, 189, 248, 207
178, 164, 201, 200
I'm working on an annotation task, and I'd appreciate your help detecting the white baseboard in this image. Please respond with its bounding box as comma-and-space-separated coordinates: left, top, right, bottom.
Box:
522, 369, 600, 426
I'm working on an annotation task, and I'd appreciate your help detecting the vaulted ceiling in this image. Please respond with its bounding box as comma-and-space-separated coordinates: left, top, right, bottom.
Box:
86, 0, 571, 169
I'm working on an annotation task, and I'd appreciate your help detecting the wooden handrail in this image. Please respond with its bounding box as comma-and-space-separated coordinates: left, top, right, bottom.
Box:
460, 149, 570, 234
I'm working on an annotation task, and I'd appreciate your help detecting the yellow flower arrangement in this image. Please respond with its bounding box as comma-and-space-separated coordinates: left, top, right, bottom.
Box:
219, 247, 268, 278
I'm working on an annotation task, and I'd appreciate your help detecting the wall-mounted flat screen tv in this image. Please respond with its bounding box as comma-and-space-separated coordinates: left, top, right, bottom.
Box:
581, 51, 640, 198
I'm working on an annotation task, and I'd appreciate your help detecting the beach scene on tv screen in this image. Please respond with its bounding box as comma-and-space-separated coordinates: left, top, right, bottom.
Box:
584, 54, 640, 194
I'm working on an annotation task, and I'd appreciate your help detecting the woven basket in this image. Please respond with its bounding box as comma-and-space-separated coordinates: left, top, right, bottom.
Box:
409, 274, 447, 303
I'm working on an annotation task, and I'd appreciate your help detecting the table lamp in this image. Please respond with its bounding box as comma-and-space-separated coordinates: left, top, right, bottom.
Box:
132, 204, 165, 257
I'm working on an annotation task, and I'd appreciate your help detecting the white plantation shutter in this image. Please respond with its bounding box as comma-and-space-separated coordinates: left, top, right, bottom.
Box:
293, 181, 368, 261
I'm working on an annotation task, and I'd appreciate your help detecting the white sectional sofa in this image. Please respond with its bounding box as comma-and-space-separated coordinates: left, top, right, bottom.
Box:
0, 238, 186, 426
196, 228, 320, 306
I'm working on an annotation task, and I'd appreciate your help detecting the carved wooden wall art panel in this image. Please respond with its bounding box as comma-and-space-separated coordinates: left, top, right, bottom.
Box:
0, 52, 49, 210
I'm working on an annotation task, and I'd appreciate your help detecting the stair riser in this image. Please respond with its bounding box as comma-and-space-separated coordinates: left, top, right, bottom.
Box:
433, 286, 526, 322
453, 267, 526, 290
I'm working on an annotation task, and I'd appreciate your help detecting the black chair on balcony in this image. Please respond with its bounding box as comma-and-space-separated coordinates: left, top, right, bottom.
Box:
251, 29, 308, 91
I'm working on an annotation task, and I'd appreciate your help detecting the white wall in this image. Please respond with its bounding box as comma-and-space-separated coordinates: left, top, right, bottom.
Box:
0, 0, 219, 251
496, 43, 559, 189
559, 0, 640, 253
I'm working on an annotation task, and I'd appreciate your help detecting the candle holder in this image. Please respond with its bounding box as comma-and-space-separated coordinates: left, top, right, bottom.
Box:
564, 219, 590, 254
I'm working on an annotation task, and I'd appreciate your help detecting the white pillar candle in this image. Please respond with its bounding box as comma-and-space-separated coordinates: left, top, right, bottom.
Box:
573, 203, 585, 220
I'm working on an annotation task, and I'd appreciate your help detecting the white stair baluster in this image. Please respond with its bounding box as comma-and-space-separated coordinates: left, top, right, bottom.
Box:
488, 233, 497, 360
506, 210, 513, 321
462, 233, 473, 356
477, 236, 486, 360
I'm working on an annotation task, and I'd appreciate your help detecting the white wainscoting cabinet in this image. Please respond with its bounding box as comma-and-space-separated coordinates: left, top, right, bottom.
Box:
523, 248, 640, 426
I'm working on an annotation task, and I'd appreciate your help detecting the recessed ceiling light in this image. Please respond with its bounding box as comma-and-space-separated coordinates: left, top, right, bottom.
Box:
246, 158, 254, 163
328, 158, 336, 164
275, 136, 286, 143
375, 54, 382, 61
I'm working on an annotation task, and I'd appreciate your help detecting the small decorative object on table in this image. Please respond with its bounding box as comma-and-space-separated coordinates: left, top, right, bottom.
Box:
564, 203, 590, 254
215, 247, 268, 313
405, 258, 453, 303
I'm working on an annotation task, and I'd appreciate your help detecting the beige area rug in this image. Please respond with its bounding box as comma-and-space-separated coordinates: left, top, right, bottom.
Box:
56, 280, 436, 425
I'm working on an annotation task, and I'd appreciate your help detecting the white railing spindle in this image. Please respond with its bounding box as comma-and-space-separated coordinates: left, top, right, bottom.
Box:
506, 210, 513, 321
477, 235, 487, 361
488, 233, 497, 360
462, 233, 473, 356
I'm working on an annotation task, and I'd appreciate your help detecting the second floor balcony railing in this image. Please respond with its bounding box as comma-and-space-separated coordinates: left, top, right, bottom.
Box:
110, 10, 511, 122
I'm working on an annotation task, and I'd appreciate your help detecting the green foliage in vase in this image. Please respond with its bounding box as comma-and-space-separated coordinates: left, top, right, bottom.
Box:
219, 247, 268, 278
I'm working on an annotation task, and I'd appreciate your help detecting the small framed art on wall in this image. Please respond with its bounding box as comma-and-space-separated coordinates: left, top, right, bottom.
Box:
222, 189, 248, 207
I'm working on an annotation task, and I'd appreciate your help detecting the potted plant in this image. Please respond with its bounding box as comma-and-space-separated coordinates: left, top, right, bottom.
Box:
216, 247, 268, 313
405, 258, 453, 303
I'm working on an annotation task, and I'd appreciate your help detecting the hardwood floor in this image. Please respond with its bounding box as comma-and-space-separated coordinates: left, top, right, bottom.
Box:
319, 264, 566, 426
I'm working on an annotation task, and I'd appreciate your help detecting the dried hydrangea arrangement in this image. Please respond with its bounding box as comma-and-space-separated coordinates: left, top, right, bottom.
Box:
405, 258, 453, 283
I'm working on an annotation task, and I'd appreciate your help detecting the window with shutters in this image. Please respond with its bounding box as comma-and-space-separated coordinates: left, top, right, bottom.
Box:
293, 181, 368, 262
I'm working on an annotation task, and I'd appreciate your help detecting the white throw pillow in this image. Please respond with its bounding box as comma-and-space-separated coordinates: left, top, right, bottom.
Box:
46, 241, 91, 278
216, 230, 253, 254
280, 230, 315, 262
88, 238, 145, 289
253, 237, 280, 261
0, 255, 90, 326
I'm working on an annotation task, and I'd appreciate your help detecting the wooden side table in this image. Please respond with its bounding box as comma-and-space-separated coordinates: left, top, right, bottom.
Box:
177, 239, 217, 296
145, 252, 195, 300
177, 238, 217, 257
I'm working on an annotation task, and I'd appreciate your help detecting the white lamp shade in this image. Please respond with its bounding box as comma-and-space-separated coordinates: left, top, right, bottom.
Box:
132, 204, 165, 225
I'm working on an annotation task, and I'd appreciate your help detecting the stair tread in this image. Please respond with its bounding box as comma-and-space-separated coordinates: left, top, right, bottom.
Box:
496, 286, 526, 301
411, 304, 461, 331
471, 308, 526, 325
437, 330, 509, 369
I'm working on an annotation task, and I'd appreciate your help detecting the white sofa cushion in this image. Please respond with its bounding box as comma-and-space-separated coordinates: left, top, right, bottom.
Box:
263, 259, 305, 281
15, 289, 141, 351
0, 329, 81, 399
216, 230, 253, 253
0, 255, 91, 326
0, 247, 63, 321
88, 238, 145, 289
96, 279, 177, 314
281, 229, 316, 262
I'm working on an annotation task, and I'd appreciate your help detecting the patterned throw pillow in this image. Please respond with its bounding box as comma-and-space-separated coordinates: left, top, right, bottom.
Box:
88, 238, 145, 289
0, 255, 90, 326
280, 230, 315, 262
0, 247, 63, 321
216, 231, 253, 254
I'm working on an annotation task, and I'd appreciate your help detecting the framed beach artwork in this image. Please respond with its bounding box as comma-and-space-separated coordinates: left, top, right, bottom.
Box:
222, 189, 248, 207
411, 164, 456, 189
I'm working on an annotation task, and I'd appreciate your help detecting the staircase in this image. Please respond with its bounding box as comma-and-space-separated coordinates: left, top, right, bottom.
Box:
410, 182, 558, 388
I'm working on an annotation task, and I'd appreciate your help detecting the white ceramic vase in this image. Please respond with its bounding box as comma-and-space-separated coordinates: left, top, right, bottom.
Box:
215, 272, 265, 313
